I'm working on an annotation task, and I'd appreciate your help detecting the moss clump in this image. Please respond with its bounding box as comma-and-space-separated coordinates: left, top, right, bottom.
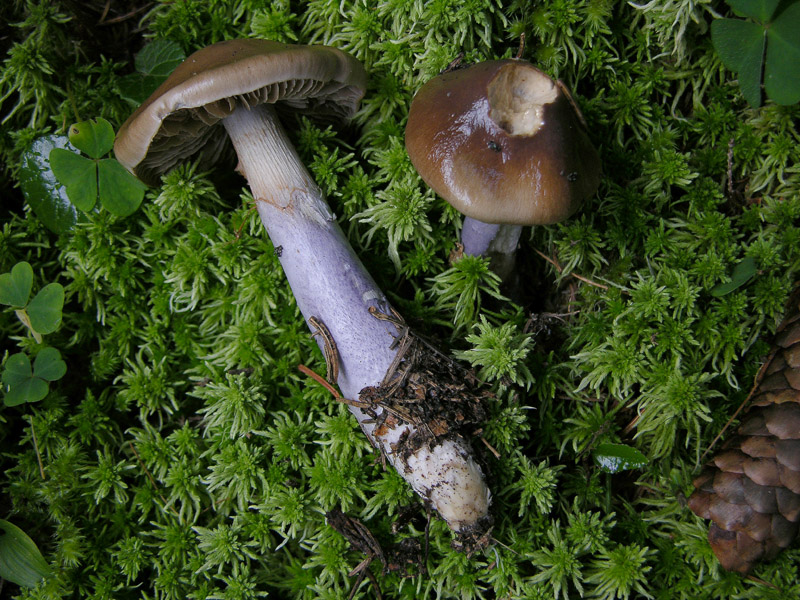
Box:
2, 0, 800, 598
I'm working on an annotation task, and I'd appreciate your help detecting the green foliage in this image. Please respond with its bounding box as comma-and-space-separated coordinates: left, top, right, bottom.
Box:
585, 543, 653, 600
2, 348, 66, 407
356, 180, 433, 271
0, 519, 52, 588
592, 443, 649, 474
711, 0, 800, 107
429, 256, 506, 330
506, 456, 563, 516
456, 315, 533, 387
0, 261, 34, 309
0, 260, 66, 405
710, 255, 758, 296
531, 523, 585, 600
3, 0, 800, 598
49, 118, 147, 217
118, 40, 186, 106
18, 134, 80, 234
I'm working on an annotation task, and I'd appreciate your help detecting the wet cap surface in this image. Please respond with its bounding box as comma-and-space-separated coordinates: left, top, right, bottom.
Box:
405, 60, 600, 225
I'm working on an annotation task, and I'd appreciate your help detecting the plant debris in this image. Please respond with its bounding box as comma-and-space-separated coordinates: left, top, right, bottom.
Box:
326, 508, 425, 600
357, 306, 490, 462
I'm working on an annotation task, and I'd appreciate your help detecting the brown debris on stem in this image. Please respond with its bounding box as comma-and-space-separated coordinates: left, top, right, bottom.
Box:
358, 307, 490, 463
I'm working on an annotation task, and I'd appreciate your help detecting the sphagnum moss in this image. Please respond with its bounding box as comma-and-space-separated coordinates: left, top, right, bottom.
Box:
2, 0, 800, 598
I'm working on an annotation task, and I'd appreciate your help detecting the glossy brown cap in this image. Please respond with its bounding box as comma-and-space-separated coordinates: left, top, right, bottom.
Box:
114, 39, 367, 185
405, 60, 600, 225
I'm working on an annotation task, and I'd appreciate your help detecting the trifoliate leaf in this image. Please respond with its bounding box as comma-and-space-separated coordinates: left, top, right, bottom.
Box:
0, 519, 52, 588
593, 443, 649, 473
49, 148, 97, 212
27, 283, 64, 335
67, 117, 115, 159
0, 262, 33, 308
97, 158, 147, 217
19, 134, 80, 234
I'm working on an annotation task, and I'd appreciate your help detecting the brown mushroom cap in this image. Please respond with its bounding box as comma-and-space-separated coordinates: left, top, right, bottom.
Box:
114, 39, 367, 185
405, 60, 601, 226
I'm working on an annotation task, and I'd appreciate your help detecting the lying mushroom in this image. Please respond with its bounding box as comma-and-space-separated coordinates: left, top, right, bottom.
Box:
405, 60, 601, 283
114, 40, 491, 540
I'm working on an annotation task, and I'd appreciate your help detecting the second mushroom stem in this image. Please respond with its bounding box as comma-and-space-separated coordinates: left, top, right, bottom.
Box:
222, 104, 490, 533
461, 217, 522, 283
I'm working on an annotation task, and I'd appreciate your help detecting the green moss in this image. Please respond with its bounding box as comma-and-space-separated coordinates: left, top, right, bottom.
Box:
2, 0, 800, 598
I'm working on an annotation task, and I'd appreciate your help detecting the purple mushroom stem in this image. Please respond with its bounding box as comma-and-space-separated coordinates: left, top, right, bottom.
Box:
461, 217, 522, 282
222, 103, 490, 533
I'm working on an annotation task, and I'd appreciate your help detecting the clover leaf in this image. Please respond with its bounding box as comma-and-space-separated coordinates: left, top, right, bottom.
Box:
49, 118, 147, 217
0, 262, 64, 342
2, 348, 66, 407
712, 0, 800, 107
0, 520, 52, 588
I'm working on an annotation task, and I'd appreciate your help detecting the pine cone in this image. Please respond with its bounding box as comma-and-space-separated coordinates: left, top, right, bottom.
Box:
689, 299, 800, 573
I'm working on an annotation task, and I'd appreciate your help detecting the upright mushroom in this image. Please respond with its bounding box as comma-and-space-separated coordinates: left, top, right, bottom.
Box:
405, 60, 601, 283
115, 39, 491, 540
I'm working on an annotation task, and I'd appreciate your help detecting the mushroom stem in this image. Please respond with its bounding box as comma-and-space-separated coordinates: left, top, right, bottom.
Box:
461, 217, 522, 282
222, 104, 490, 534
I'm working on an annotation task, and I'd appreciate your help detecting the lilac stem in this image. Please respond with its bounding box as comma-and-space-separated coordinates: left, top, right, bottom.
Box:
461, 217, 522, 282
222, 104, 490, 532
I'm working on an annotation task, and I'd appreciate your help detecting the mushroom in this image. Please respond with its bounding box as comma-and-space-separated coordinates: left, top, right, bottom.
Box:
114, 40, 491, 540
405, 59, 601, 283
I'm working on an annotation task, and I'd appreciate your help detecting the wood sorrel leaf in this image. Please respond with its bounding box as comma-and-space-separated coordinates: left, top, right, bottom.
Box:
67, 117, 115, 159
19, 134, 80, 234
27, 283, 64, 335
49, 148, 97, 212
0, 261, 33, 308
33, 347, 67, 382
711, 18, 766, 107
727, 0, 780, 21
0, 519, 52, 588
593, 443, 649, 473
98, 158, 147, 217
765, 2, 800, 105
2, 353, 32, 389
